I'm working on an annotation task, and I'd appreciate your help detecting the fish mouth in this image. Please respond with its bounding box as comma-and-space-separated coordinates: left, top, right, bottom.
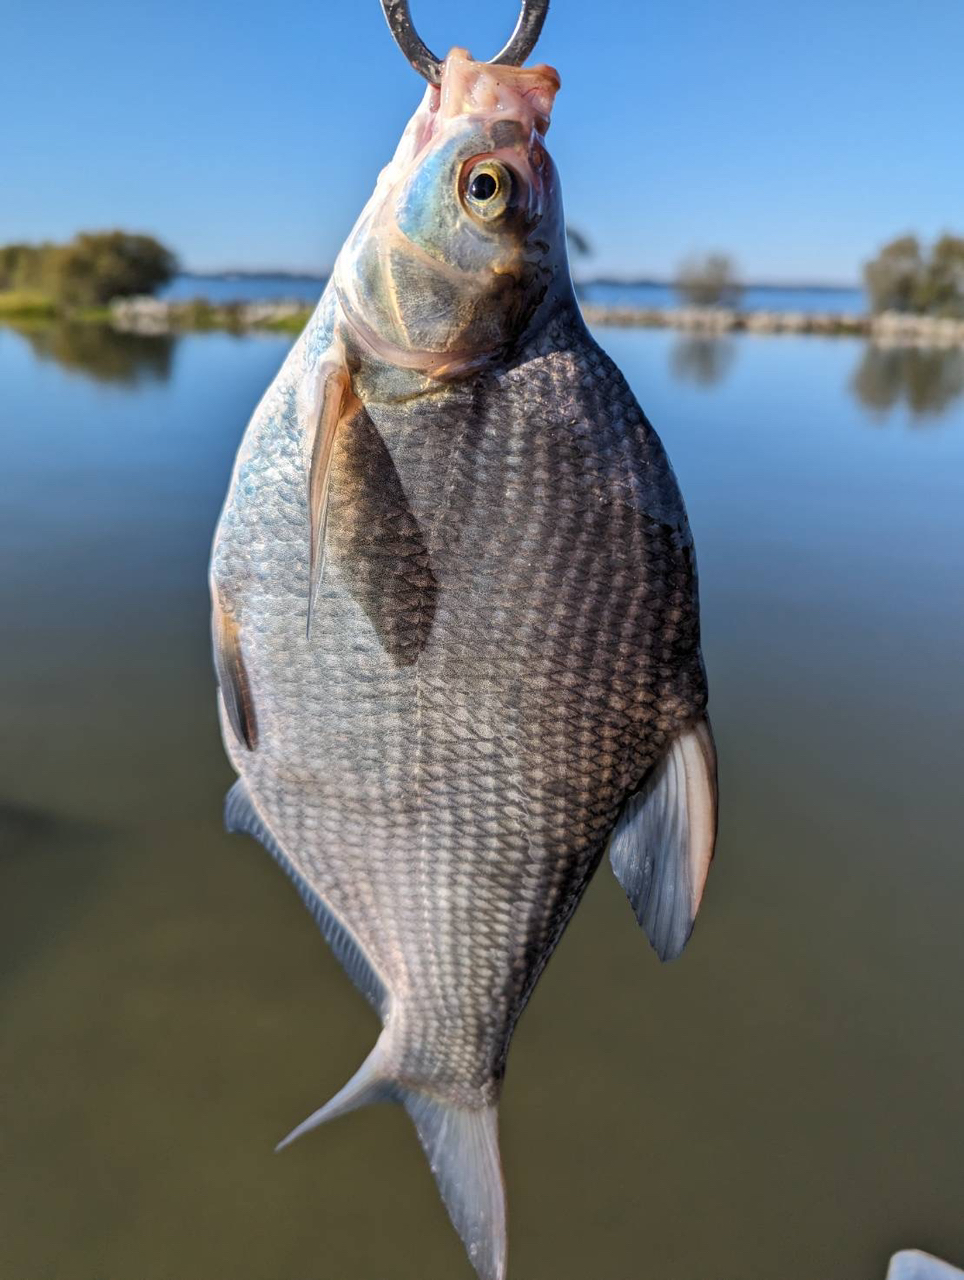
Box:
436, 46, 559, 134
393, 47, 560, 179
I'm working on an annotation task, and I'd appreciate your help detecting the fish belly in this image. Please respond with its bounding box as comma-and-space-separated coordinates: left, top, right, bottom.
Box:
211, 305, 706, 1105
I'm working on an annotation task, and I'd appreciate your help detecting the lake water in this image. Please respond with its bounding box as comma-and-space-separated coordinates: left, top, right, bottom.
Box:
161, 272, 866, 315
1, 319, 962, 1280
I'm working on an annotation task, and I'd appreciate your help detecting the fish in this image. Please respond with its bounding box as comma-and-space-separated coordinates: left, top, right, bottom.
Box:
210, 46, 717, 1280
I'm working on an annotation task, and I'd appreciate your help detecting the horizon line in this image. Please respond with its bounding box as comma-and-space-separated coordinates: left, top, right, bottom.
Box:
180, 267, 863, 291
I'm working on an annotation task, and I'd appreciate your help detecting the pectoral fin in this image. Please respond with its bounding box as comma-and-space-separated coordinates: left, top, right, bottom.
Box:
212, 593, 256, 750
609, 717, 717, 961
302, 358, 353, 637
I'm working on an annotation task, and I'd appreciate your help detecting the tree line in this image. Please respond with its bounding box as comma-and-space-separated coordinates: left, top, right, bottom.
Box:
0, 231, 177, 308
3, 226, 962, 318
676, 236, 964, 315
863, 234, 964, 317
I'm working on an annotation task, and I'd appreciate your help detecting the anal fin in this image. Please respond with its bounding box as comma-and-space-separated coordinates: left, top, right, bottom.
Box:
224, 780, 387, 1013
610, 716, 718, 961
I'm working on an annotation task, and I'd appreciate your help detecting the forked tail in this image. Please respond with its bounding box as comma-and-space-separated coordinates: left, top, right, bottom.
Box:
276, 1038, 507, 1280
404, 1091, 505, 1280
225, 784, 507, 1277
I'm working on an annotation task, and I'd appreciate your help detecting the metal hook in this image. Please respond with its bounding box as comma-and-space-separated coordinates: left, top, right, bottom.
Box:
380, 0, 550, 85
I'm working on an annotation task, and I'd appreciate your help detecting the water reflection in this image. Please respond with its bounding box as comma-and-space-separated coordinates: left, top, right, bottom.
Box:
851, 342, 964, 420
2, 324, 963, 1280
13, 323, 964, 428
669, 335, 737, 388
11, 321, 175, 385
0, 801, 109, 992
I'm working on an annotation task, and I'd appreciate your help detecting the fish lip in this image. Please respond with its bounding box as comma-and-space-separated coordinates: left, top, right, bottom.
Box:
437, 47, 559, 137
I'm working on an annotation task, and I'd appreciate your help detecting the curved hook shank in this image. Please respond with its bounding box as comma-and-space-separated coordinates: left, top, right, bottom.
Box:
381, 0, 443, 85
380, 0, 550, 85
490, 0, 550, 67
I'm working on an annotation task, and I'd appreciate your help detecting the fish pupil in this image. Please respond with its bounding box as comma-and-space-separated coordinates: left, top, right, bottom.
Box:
470, 171, 498, 201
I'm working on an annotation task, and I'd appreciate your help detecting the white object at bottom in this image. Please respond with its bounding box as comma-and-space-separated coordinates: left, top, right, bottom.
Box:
888, 1252, 964, 1280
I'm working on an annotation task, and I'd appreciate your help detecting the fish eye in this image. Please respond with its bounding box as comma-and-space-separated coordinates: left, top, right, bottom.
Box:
461, 160, 514, 222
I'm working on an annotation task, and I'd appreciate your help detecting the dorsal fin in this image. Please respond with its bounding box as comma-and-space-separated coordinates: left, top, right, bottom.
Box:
609, 717, 718, 961
211, 592, 256, 750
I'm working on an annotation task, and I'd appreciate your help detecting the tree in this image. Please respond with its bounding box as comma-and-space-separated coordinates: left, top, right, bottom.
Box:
864, 233, 964, 316
565, 225, 592, 301
0, 243, 45, 291
863, 234, 926, 314
47, 231, 178, 307
565, 225, 592, 258
923, 234, 964, 317
675, 252, 742, 308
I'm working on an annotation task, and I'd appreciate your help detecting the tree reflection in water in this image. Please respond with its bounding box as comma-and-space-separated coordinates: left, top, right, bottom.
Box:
669, 335, 737, 388
11, 322, 964, 427
13, 322, 175, 386
851, 343, 964, 421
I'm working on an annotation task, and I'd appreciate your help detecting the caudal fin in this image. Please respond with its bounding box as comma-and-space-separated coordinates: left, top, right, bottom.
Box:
275, 1040, 506, 1280
404, 1093, 506, 1280
274, 1042, 390, 1151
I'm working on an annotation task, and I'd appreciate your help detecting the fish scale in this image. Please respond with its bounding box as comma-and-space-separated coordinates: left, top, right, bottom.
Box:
211, 49, 716, 1280
215, 301, 703, 1078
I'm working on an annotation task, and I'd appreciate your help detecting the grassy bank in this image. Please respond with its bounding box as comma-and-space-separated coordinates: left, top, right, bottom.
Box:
0, 290, 60, 320
0, 290, 312, 335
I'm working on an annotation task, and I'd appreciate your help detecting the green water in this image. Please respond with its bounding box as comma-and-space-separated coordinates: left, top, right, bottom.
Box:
1, 321, 962, 1280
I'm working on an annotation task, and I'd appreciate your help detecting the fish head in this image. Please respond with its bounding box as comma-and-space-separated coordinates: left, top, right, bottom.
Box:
334, 48, 568, 377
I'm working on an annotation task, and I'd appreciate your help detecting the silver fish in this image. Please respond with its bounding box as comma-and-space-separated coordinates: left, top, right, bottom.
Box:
210, 46, 717, 1280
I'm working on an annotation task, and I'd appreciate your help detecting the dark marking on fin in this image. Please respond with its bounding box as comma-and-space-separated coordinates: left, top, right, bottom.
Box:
305, 360, 353, 638
212, 594, 256, 750
609, 716, 718, 961
224, 780, 387, 1013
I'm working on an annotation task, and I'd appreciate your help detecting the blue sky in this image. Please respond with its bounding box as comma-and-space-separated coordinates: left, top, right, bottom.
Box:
3, 0, 962, 282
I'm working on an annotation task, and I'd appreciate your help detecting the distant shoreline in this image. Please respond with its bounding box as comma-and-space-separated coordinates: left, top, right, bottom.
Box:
3, 291, 961, 348
102, 295, 964, 347
179, 269, 862, 293
581, 305, 964, 346
177, 269, 329, 283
